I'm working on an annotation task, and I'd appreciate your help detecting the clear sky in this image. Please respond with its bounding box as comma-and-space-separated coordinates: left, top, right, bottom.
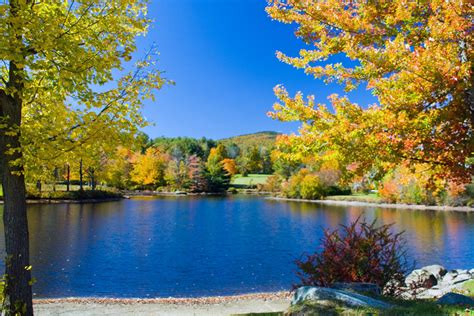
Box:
138, 0, 376, 140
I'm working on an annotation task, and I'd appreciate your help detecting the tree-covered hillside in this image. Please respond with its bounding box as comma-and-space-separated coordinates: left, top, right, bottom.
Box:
218, 131, 280, 151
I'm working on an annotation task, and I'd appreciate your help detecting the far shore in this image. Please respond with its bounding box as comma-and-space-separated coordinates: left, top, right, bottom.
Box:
267, 197, 474, 212
0, 197, 122, 205
34, 292, 291, 316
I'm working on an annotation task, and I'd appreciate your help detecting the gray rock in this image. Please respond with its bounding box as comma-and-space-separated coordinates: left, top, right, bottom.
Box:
405, 269, 437, 288
441, 271, 458, 284
436, 292, 474, 306
470, 269, 474, 275
292, 286, 392, 309
453, 269, 468, 274
452, 273, 472, 284
331, 282, 381, 295
422, 265, 447, 280
417, 288, 445, 299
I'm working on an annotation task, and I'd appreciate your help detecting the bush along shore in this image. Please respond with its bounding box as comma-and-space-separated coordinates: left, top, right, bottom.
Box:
0, 189, 124, 204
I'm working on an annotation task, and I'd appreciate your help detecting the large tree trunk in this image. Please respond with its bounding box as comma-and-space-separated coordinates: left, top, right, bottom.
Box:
79, 159, 83, 191
66, 164, 70, 192
0, 90, 34, 315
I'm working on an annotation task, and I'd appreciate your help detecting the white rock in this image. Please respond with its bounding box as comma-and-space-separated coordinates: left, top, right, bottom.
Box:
405, 269, 437, 288
453, 273, 472, 284
421, 265, 447, 280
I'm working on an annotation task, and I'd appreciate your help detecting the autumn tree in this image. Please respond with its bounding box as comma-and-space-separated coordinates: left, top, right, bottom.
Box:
266, 0, 473, 183
205, 147, 230, 192
130, 148, 169, 189
222, 158, 238, 176
0, 1, 166, 313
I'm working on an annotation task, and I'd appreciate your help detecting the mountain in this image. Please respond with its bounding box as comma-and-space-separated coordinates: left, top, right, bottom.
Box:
219, 131, 281, 151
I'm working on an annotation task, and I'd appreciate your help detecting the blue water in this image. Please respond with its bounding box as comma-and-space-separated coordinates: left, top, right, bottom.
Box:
0, 195, 473, 298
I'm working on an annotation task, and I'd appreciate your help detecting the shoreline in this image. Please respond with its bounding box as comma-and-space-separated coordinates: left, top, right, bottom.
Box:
33, 292, 291, 315
34, 291, 292, 305
0, 197, 123, 205
267, 197, 474, 212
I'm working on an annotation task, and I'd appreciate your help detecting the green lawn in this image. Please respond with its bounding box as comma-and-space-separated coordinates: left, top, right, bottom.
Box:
231, 174, 271, 187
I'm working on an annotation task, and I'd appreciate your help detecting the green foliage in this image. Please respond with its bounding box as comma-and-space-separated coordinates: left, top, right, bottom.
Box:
204, 147, 230, 192
153, 137, 216, 160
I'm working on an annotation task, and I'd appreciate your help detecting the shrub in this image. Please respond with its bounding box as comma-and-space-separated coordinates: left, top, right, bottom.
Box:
295, 217, 409, 290
259, 175, 282, 193
26, 189, 122, 200
300, 174, 325, 200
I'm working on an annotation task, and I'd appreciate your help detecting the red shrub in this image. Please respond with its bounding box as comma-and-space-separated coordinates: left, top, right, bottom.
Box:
295, 217, 410, 289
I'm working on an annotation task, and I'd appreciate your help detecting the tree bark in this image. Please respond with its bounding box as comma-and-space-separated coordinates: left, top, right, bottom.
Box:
79, 159, 83, 191
66, 164, 70, 192
0, 89, 34, 315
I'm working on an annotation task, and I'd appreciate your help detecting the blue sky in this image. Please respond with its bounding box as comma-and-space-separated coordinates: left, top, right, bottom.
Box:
138, 0, 376, 139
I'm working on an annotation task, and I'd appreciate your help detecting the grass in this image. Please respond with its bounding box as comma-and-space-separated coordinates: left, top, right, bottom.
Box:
231, 174, 271, 187
287, 298, 473, 316
462, 280, 474, 295
326, 193, 383, 204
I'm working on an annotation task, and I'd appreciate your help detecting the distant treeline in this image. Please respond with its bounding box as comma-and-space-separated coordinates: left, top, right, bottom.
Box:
29, 132, 280, 193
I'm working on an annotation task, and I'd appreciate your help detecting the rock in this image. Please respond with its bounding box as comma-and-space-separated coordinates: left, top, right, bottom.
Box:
470, 269, 474, 275
292, 286, 392, 309
436, 292, 474, 306
422, 265, 447, 280
454, 269, 468, 274
405, 269, 437, 289
441, 271, 458, 284
331, 282, 381, 295
452, 273, 472, 284
416, 288, 445, 299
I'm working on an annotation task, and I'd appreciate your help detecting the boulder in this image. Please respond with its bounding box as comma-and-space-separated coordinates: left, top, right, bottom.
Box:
292, 286, 392, 309
452, 273, 472, 284
441, 271, 458, 284
422, 265, 447, 280
436, 292, 474, 306
331, 282, 381, 295
405, 269, 437, 289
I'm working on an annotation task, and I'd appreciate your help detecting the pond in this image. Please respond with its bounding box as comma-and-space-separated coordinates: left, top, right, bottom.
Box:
0, 195, 473, 298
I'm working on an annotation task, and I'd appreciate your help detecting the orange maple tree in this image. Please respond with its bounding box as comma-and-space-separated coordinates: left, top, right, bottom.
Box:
266, 0, 473, 182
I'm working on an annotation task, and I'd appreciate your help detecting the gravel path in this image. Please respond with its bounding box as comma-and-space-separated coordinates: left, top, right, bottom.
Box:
34, 292, 291, 315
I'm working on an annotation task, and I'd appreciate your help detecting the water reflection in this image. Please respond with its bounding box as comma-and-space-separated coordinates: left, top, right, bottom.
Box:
0, 196, 472, 298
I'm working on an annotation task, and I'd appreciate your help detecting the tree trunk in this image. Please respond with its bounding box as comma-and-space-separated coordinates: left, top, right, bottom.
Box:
0, 90, 34, 315
79, 159, 83, 191
66, 164, 70, 192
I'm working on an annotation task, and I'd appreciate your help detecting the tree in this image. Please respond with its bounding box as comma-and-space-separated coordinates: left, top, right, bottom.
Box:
188, 154, 208, 192
222, 158, 238, 176
266, 1, 473, 182
205, 147, 230, 192
130, 148, 169, 189
245, 146, 263, 174
0, 1, 166, 313
165, 159, 191, 190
